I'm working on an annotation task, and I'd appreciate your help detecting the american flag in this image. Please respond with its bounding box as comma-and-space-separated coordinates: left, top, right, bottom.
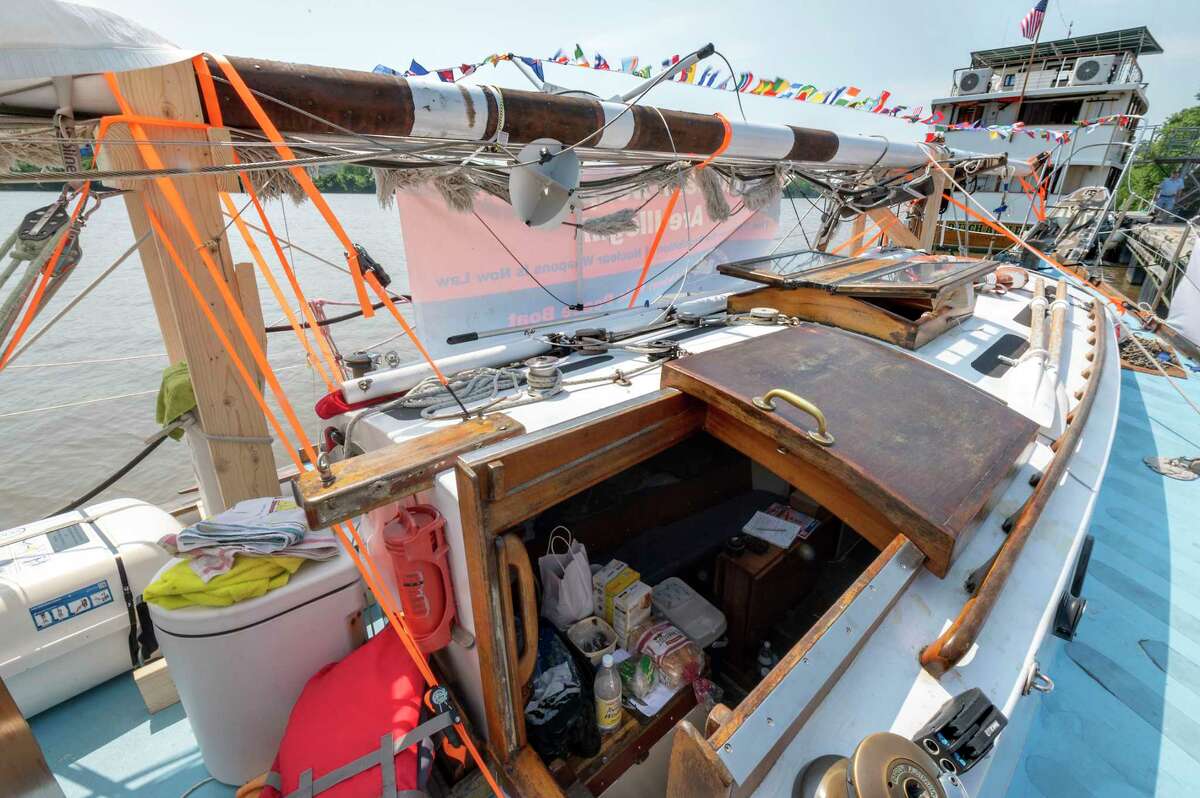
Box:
1020, 0, 1048, 41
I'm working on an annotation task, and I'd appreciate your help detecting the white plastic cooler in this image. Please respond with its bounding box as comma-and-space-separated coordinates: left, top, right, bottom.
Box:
0, 498, 175, 716
148, 547, 365, 785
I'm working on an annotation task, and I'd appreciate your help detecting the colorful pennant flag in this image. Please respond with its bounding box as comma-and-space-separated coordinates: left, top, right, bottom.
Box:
437, 68, 455, 82
407, 59, 428, 76
594, 53, 610, 70
520, 56, 544, 81
574, 44, 587, 65
373, 64, 400, 76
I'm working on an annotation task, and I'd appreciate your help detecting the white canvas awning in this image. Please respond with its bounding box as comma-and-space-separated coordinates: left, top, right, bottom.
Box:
0, 0, 190, 80
0, 0, 192, 117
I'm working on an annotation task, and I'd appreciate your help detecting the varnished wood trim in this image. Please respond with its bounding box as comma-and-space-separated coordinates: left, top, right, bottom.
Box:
455, 462, 521, 758
666, 720, 733, 798
465, 390, 705, 535
919, 299, 1109, 677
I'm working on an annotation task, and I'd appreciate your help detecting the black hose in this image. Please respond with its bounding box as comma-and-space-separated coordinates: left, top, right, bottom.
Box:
263, 294, 410, 333
45, 433, 170, 519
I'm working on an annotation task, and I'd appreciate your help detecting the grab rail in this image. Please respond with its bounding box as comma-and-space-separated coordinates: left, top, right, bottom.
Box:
919, 296, 1108, 677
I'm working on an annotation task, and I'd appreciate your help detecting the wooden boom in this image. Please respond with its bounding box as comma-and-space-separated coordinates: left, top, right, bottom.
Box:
0, 55, 1032, 174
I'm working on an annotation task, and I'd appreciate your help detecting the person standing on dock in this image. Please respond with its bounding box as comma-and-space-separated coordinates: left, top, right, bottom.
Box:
1155, 169, 1185, 216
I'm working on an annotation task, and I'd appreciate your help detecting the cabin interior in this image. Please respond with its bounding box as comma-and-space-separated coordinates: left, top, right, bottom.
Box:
472, 430, 882, 795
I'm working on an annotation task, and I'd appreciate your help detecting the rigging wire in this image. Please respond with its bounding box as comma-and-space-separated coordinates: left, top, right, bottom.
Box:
713, 51, 748, 122
7, 230, 150, 365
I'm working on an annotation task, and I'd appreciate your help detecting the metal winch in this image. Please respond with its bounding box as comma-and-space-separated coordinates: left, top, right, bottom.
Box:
524, 355, 563, 397
795, 733, 968, 798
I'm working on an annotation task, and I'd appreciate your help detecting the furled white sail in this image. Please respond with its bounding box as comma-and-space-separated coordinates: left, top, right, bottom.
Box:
0, 0, 190, 81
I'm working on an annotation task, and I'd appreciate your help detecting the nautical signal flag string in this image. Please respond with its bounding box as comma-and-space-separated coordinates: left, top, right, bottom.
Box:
375, 47, 1142, 146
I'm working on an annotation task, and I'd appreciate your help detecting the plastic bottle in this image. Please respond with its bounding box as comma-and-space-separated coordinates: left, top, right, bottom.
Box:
595, 653, 623, 734
758, 641, 776, 678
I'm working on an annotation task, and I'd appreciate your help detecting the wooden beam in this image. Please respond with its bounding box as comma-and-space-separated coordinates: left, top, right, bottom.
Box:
848, 212, 866, 250
234, 262, 266, 391
0, 675, 63, 798
866, 206, 922, 250
104, 61, 278, 512
133, 658, 180, 714
292, 414, 524, 529
919, 170, 947, 250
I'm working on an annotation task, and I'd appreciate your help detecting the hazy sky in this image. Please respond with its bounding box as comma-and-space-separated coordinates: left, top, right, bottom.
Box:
83, 0, 1197, 129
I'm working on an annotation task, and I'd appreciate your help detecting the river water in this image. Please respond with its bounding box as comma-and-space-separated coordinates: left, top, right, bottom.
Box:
0, 191, 420, 528
0, 190, 812, 528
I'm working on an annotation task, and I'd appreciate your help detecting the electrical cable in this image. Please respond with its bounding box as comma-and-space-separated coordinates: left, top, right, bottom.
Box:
44, 431, 171, 518
262, 296, 409, 333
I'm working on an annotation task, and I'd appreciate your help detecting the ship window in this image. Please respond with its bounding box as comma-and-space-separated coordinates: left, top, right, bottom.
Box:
955, 105, 982, 125
1018, 99, 1083, 126
1002, 73, 1017, 89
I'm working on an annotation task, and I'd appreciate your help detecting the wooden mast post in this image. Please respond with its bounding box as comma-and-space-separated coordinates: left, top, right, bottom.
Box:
100, 60, 278, 513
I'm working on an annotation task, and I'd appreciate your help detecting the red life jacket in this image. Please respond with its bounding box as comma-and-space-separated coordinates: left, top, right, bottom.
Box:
260, 630, 436, 798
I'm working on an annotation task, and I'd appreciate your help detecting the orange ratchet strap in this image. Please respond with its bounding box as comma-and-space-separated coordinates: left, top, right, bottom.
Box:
628, 112, 733, 308
207, 54, 373, 318
831, 218, 878, 255
107, 70, 501, 794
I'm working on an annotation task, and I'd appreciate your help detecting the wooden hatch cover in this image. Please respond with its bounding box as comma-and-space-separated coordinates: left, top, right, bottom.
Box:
661, 325, 1038, 576
718, 249, 995, 349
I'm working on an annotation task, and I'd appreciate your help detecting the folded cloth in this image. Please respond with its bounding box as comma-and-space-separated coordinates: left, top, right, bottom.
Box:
176, 497, 308, 553
161, 497, 335, 582
145, 554, 305, 609
159, 529, 341, 582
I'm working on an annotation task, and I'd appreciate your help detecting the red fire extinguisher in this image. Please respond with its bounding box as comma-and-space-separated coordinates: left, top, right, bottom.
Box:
382, 504, 457, 654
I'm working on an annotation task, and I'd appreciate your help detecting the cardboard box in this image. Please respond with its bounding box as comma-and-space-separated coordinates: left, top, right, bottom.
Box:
612, 581, 652, 649
592, 560, 639, 624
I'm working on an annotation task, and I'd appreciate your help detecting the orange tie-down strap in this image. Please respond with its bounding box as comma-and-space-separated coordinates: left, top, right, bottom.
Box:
628, 112, 733, 308
207, 53, 372, 318
192, 54, 345, 386
830, 217, 878, 255
104, 73, 502, 795
0, 182, 92, 372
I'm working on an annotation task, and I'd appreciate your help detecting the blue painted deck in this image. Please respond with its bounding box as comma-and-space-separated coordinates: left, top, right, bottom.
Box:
1006, 358, 1200, 797
30, 672, 233, 798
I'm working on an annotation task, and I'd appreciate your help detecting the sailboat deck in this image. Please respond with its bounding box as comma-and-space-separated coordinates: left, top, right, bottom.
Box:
1004, 358, 1200, 797
22, 300, 1200, 798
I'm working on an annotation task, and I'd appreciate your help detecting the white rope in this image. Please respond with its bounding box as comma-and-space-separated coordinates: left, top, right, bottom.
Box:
6, 352, 167, 369
0, 388, 158, 419
2, 363, 308, 418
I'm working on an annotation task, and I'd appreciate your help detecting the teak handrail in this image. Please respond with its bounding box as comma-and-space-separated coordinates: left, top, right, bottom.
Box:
919, 296, 1108, 677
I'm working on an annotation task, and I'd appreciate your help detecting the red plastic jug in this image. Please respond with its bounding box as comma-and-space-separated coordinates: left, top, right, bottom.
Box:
381, 504, 456, 653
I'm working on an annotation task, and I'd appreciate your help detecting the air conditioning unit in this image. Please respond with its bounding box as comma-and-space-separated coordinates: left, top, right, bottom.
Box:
1069, 55, 1117, 86
957, 68, 993, 95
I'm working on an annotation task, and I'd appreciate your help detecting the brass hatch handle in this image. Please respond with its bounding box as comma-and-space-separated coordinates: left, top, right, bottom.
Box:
751, 389, 835, 446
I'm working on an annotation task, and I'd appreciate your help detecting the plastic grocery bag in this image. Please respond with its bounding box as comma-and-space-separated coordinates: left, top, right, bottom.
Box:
538, 527, 592, 629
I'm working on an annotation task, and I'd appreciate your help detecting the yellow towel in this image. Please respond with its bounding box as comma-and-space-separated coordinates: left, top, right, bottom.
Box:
145, 555, 305, 610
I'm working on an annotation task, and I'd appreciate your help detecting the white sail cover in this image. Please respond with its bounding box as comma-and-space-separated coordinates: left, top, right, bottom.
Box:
396, 182, 780, 357
0, 0, 190, 81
